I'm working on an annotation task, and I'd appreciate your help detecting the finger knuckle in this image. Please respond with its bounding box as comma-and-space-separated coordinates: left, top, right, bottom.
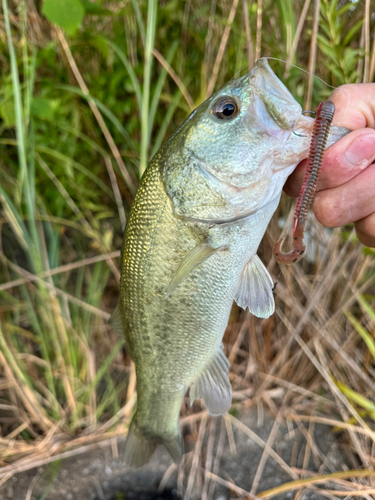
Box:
330, 84, 362, 104
313, 192, 341, 228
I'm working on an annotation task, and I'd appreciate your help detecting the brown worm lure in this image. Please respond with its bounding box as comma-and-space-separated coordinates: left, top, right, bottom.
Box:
273, 100, 335, 264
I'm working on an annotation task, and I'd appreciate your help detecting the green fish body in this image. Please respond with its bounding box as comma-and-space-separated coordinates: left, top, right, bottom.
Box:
114, 59, 349, 467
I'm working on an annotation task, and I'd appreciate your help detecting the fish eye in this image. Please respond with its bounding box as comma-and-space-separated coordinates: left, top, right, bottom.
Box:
211, 96, 239, 120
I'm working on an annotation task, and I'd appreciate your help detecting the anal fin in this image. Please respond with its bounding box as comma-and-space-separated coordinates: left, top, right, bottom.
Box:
190, 345, 232, 417
234, 254, 275, 319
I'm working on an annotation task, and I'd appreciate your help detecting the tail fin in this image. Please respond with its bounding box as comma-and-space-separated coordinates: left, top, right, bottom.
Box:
163, 433, 183, 463
124, 414, 183, 469
124, 418, 157, 468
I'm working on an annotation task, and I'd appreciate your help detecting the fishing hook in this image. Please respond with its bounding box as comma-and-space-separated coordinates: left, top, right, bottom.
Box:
291, 121, 307, 138
302, 110, 316, 117
291, 110, 317, 137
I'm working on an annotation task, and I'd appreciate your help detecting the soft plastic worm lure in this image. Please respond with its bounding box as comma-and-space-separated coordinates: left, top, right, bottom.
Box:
273, 100, 335, 264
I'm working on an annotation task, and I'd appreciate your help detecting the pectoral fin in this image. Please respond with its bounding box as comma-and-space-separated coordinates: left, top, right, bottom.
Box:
190, 345, 232, 416
234, 255, 275, 319
167, 243, 224, 295
109, 302, 123, 334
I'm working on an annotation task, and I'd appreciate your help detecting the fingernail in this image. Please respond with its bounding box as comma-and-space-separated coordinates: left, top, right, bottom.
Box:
345, 133, 375, 169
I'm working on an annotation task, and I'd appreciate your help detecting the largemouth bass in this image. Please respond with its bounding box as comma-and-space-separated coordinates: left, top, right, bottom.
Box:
112, 59, 348, 468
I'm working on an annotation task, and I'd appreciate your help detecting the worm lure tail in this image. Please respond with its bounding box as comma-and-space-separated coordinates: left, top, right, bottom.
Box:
274, 100, 335, 264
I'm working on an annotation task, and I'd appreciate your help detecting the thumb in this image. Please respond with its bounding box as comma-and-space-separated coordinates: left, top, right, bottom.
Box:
329, 83, 375, 129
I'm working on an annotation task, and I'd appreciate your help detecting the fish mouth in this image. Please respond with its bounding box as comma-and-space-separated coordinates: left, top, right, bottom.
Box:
249, 59, 304, 131
244, 59, 315, 161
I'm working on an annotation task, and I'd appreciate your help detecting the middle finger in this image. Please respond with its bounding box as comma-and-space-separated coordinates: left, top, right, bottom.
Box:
313, 162, 375, 228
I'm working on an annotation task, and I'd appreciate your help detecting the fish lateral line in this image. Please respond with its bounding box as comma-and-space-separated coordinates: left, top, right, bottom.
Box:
273, 100, 335, 264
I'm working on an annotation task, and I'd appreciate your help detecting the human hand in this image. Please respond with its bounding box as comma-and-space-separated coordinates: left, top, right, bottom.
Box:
284, 84, 375, 248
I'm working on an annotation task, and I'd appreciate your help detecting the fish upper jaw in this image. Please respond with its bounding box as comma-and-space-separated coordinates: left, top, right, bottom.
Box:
249, 59, 303, 131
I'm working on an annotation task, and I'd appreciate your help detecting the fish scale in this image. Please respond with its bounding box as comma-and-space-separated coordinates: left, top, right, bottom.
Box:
113, 59, 350, 468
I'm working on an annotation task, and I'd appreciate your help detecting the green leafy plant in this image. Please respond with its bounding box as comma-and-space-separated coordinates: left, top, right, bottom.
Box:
42, 0, 85, 34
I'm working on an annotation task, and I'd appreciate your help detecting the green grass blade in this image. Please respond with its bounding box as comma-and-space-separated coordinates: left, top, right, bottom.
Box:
357, 294, 375, 323
34, 145, 115, 199
151, 90, 181, 157
56, 123, 109, 157
2, 0, 27, 203
131, 0, 145, 46
148, 41, 179, 144
140, 0, 158, 175
0, 186, 30, 250
105, 39, 142, 111
345, 311, 375, 361
95, 375, 127, 420
57, 84, 135, 149
336, 380, 375, 418
79, 339, 125, 404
